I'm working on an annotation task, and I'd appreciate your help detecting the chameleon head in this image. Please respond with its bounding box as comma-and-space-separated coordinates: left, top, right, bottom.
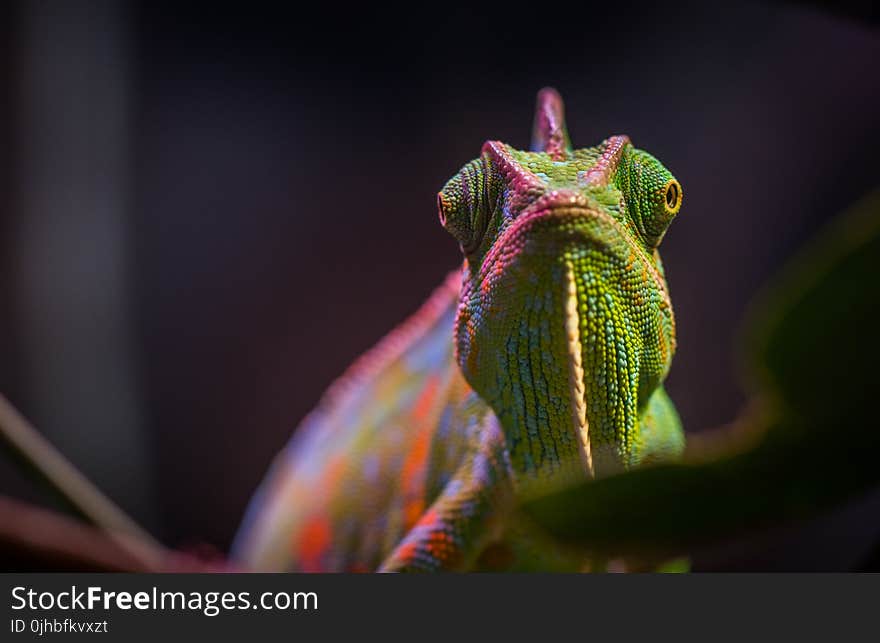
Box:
438, 88, 682, 481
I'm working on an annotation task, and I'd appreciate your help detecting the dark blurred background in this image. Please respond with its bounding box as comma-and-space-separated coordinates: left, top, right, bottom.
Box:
1, 0, 878, 570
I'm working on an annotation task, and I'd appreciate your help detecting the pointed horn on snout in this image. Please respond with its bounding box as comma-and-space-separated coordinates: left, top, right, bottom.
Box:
531, 87, 573, 161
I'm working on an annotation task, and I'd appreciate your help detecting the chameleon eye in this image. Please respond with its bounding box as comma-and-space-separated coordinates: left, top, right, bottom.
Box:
438, 156, 497, 255
613, 148, 680, 248
663, 179, 682, 215
437, 183, 473, 252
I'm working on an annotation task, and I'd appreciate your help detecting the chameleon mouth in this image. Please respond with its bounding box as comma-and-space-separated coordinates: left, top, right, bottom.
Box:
464, 201, 613, 479
563, 260, 594, 478
460, 196, 660, 479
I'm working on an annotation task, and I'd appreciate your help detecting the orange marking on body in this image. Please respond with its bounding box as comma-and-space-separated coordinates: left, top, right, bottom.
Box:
297, 515, 332, 571
323, 455, 347, 489
419, 507, 439, 527
401, 377, 441, 530
401, 442, 429, 529
397, 540, 418, 562
412, 375, 440, 421
466, 327, 480, 373
404, 499, 425, 529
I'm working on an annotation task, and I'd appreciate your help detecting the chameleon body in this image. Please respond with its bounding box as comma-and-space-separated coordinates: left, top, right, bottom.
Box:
233, 89, 685, 571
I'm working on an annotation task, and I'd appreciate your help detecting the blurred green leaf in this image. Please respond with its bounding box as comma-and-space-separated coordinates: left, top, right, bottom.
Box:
655, 557, 690, 573
744, 191, 880, 430
521, 190, 880, 558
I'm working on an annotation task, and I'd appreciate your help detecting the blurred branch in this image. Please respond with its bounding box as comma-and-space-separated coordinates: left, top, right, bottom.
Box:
0, 393, 166, 570
0, 495, 228, 572
0, 495, 158, 572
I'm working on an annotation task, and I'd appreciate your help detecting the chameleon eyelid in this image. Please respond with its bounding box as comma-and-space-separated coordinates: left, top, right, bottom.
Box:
662, 179, 682, 215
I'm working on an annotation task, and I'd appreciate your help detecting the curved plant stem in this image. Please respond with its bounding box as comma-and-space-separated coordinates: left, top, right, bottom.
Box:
0, 394, 167, 570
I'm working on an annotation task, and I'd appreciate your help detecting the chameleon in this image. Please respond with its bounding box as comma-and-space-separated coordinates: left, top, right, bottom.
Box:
232, 88, 685, 572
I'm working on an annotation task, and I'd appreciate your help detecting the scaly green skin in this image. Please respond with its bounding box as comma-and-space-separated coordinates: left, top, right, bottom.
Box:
233, 89, 685, 572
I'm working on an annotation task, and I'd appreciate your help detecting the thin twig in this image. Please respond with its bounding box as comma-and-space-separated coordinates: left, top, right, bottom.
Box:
0, 495, 154, 571
0, 393, 168, 570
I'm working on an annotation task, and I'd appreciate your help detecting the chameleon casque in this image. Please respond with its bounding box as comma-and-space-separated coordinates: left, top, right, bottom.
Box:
233, 89, 685, 572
